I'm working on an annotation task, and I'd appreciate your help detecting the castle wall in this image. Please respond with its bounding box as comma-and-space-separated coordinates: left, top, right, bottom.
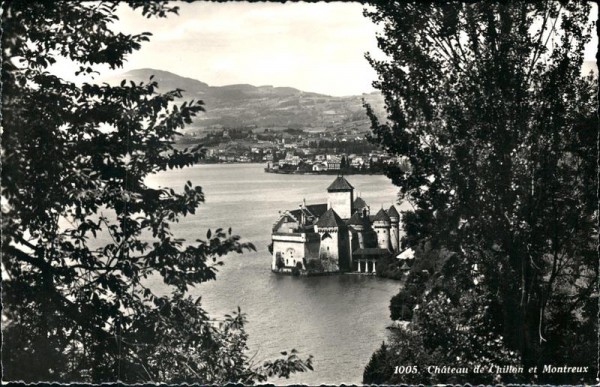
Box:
305, 237, 320, 262
364, 229, 378, 248
349, 230, 358, 269
337, 230, 351, 272
272, 233, 312, 270
390, 221, 399, 253
351, 228, 366, 250
327, 191, 353, 219
374, 226, 391, 250
318, 229, 340, 272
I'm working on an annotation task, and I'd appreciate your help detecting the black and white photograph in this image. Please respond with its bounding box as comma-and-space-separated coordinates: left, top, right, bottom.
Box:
1, 1, 598, 385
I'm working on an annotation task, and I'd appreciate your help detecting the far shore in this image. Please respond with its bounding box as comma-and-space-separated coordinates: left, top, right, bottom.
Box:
264, 168, 384, 176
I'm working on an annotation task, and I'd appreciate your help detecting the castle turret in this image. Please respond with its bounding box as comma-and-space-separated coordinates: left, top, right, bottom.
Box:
348, 211, 371, 250
373, 208, 391, 251
353, 196, 369, 217
327, 176, 354, 219
388, 205, 400, 253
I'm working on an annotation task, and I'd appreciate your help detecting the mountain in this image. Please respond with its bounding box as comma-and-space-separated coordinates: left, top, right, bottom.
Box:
104, 69, 386, 135
113, 68, 210, 93
106, 61, 597, 136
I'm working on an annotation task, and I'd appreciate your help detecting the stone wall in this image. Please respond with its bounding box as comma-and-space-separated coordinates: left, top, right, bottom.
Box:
327, 191, 353, 219
318, 229, 340, 272
272, 234, 308, 270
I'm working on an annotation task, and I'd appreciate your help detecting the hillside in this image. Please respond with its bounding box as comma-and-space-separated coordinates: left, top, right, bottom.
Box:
106, 62, 596, 137
104, 69, 386, 136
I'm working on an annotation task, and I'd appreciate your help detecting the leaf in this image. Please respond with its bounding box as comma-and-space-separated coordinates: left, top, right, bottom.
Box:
2, 1, 318, 382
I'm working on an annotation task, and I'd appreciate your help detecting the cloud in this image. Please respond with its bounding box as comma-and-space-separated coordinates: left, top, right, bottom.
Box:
50, 2, 597, 97
107, 1, 382, 96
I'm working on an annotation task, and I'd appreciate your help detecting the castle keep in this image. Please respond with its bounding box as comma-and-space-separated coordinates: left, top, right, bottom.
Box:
271, 176, 401, 274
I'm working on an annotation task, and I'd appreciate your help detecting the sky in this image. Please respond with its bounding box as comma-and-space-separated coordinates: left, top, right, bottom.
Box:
53, 2, 384, 97
52, 1, 597, 97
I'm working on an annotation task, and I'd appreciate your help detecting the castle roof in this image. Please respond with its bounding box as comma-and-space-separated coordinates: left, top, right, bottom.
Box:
397, 247, 415, 260
288, 203, 328, 223
348, 211, 372, 228
387, 205, 400, 219
327, 176, 354, 192
316, 208, 346, 228
354, 247, 391, 257
373, 208, 391, 223
272, 213, 298, 232
353, 197, 368, 209
347, 211, 362, 225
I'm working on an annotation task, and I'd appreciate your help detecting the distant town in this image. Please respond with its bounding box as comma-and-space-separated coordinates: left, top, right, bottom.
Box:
178, 126, 407, 174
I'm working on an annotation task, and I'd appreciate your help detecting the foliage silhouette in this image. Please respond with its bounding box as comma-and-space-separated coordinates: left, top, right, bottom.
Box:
363, 1, 597, 384
1, 1, 312, 383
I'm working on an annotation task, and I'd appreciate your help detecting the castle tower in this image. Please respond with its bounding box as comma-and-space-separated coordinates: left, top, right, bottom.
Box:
315, 208, 350, 272
372, 208, 392, 251
348, 211, 371, 249
388, 205, 400, 253
353, 196, 369, 218
327, 176, 354, 219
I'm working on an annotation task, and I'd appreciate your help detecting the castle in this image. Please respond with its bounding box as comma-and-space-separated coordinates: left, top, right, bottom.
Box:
271, 176, 401, 274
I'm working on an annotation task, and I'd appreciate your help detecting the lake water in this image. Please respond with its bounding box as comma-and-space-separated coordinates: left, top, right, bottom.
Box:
145, 164, 407, 385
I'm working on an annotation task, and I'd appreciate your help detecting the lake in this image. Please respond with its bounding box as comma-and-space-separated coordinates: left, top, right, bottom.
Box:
145, 163, 407, 385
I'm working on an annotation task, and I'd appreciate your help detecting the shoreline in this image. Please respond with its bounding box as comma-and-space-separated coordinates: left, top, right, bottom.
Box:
271, 269, 380, 277
264, 168, 384, 176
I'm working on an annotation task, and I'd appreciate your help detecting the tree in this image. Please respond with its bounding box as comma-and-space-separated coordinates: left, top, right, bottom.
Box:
362, 342, 392, 384
1, 1, 312, 383
276, 255, 285, 270
363, 1, 597, 384
389, 290, 415, 321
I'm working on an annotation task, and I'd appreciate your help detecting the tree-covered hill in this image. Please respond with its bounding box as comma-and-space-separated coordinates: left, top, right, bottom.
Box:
104, 68, 387, 134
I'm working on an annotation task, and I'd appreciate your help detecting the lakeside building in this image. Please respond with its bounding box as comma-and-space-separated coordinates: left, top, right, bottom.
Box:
312, 162, 327, 172
271, 176, 401, 275
327, 157, 341, 170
